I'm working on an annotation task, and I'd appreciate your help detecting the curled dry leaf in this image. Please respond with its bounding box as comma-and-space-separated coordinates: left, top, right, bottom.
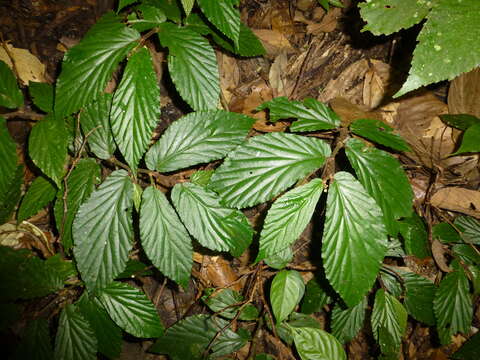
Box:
430, 187, 480, 219
269, 52, 289, 97
431, 239, 452, 273
194, 253, 242, 291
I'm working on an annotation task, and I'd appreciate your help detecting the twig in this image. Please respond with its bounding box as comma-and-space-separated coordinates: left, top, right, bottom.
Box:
3, 109, 45, 121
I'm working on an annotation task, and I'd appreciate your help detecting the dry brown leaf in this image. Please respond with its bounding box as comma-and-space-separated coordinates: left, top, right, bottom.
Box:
431, 239, 452, 273
306, 7, 341, 35
269, 52, 289, 97
229, 78, 273, 121
217, 52, 240, 104
430, 187, 480, 218
448, 66, 480, 118
0, 43, 46, 84
362, 60, 392, 109
252, 29, 295, 57
329, 97, 383, 126
194, 254, 242, 291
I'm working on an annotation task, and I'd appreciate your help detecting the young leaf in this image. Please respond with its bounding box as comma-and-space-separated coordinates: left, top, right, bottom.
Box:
301, 277, 331, 314
322, 171, 388, 307
0, 60, 23, 109
0, 116, 18, 198
256, 179, 323, 261
345, 138, 413, 236
28, 81, 53, 113
80, 93, 116, 160
264, 246, 294, 270
291, 327, 347, 360
55, 12, 140, 117
453, 123, 480, 155
140, 186, 193, 287
190, 169, 214, 186
159, 22, 220, 110
12, 318, 53, 360
96, 281, 163, 338
73, 170, 134, 292
111, 47, 160, 170
434, 268, 472, 344
397, 213, 431, 258
211, 327, 250, 358
371, 289, 407, 357
76, 294, 122, 359
257, 97, 340, 130
145, 110, 254, 172
54, 159, 101, 253
28, 114, 68, 187
172, 182, 253, 255
54, 304, 97, 360
401, 269, 436, 325
331, 297, 367, 344
455, 216, 480, 245
209, 132, 331, 208
396, 1, 480, 97
197, 0, 241, 45
270, 270, 305, 324
130, 4, 167, 32
350, 118, 411, 152
181, 0, 195, 16
202, 288, 259, 321
18, 176, 57, 222
359, 0, 431, 36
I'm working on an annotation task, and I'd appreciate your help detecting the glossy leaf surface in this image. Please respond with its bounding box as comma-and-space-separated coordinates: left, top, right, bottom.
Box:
270, 270, 305, 324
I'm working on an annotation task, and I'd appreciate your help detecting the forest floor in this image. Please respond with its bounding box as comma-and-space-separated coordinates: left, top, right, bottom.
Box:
1, 0, 479, 359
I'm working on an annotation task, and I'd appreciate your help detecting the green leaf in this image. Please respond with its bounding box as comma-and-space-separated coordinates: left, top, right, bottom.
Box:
350, 118, 411, 152
301, 277, 331, 314
331, 297, 367, 344
432, 222, 462, 243
118, 0, 137, 11
54, 304, 97, 360
55, 12, 140, 117
258, 97, 340, 130
0, 165, 23, 224
453, 244, 480, 266
434, 268, 472, 344
54, 159, 101, 253
28, 114, 68, 186
439, 113, 480, 131
159, 22, 220, 110
453, 123, 480, 155
80, 93, 116, 160
397, 213, 431, 258
359, 0, 431, 36
28, 81, 53, 113
76, 294, 122, 359
346, 138, 413, 236
148, 0, 182, 23
323, 171, 388, 306
292, 327, 347, 360
455, 216, 480, 245
97, 281, 163, 338
116, 258, 153, 279
13, 318, 53, 360
145, 110, 254, 172
202, 288, 259, 321
0, 116, 18, 199
18, 176, 57, 222
209, 132, 331, 208
212, 327, 250, 358
111, 47, 160, 170
452, 331, 480, 360
0, 60, 23, 108
371, 289, 407, 356
181, 0, 195, 16
257, 179, 323, 261
270, 270, 305, 324
198, 0, 240, 44
264, 246, 293, 270
190, 169, 214, 186
256, 355, 275, 360
400, 269, 436, 325
150, 314, 235, 359
130, 4, 166, 32
396, 0, 480, 97
172, 182, 252, 255
140, 186, 193, 287
73, 170, 134, 292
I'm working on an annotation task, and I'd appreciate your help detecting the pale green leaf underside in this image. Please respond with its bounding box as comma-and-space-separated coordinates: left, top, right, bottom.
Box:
331, 297, 367, 344
359, 0, 431, 36
434, 268, 472, 344
209, 132, 331, 208
0, 116, 18, 198
73, 170, 134, 292
257, 179, 323, 261
54, 304, 97, 360
172, 182, 253, 255
111, 47, 160, 170
371, 289, 407, 356
292, 327, 347, 360
140, 186, 193, 287
397, 0, 480, 97
181, 0, 195, 16
0, 60, 23, 109
28, 114, 68, 187
81, 93, 116, 160
97, 281, 164, 338
270, 270, 305, 324
198, 0, 241, 44
159, 22, 220, 110
54, 159, 101, 253
346, 138, 413, 236
18, 176, 57, 222
55, 12, 140, 117
145, 110, 254, 172
322, 171, 388, 307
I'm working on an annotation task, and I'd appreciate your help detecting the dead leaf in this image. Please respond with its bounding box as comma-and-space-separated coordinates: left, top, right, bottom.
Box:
448, 66, 480, 118
269, 52, 289, 97
329, 97, 383, 126
194, 254, 242, 291
362, 60, 392, 109
252, 29, 295, 57
306, 7, 341, 35
431, 239, 452, 273
430, 187, 480, 218
0, 43, 46, 84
